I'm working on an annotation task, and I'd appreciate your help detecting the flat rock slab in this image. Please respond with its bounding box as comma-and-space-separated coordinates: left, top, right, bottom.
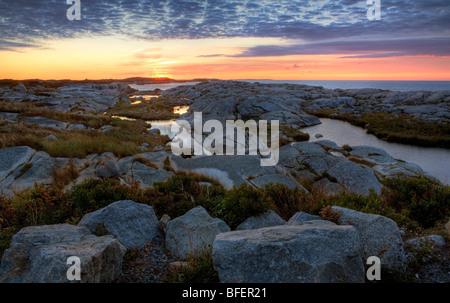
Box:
23, 116, 69, 130
0, 146, 35, 181
249, 174, 307, 192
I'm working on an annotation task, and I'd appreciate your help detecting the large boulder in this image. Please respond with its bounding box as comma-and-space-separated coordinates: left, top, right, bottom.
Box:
0, 224, 125, 283
78, 200, 159, 249
213, 223, 364, 283
165, 206, 230, 259
236, 210, 286, 230
332, 206, 405, 268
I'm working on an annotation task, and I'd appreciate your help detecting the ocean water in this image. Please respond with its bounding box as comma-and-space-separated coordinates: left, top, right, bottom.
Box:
131, 80, 450, 92
303, 119, 450, 185
240, 80, 450, 92
130, 82, 200, 91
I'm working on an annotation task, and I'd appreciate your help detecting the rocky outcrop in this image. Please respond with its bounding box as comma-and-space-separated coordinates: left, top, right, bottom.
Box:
0, 146, 35, 181
332, 206, 405, 268
165, 206, 230, 259
213, 222, 365, 283
164, 81, 450, 124
0, 224, 125, 283
78, 200, 159, 249
0, 83, 133, 113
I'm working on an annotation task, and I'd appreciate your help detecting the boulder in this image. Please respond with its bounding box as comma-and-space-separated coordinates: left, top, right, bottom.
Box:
78, 200, 159, 249
165, 206, 230, 259
332, 206, 405, 268
0, 224, 125, 283
213, 223, 364, 283
236, 210, 286, 230
287, 212, 322, 225
327, 158, 382, 195
95, 157, 120, 178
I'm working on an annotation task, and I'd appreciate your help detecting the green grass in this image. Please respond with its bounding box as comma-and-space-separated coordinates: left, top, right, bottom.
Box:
0, 118, 170, 158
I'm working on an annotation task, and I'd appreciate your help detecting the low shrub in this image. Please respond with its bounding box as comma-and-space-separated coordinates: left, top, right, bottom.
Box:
263, 183, 309, 221
218, 184, 274, 229
69, 178, 138, 219
164, 248, 219, 283
144, 173, 225, 219
382, 175, 450, 228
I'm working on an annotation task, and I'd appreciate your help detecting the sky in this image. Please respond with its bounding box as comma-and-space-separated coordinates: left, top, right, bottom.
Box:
0, 0, 449, 80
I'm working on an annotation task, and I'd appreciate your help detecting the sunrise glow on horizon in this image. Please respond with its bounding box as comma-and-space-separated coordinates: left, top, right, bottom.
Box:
1, 1, 449, 81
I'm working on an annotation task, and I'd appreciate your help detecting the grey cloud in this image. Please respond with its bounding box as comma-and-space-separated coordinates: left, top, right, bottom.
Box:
231, 37, 450, 58
0, 0, 448, 53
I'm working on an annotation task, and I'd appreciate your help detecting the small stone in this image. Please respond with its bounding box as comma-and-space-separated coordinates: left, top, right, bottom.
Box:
406, 235, 446, 248
45, 134, 58, 141
149, 128, 161, 135
315, 133, 324, 139
158, 214, 171, 232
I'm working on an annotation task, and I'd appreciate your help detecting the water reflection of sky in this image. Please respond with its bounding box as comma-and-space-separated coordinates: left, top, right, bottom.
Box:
130, 82, 200, 91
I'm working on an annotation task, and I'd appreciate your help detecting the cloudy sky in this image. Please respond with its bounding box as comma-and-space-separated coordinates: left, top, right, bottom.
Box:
0, 0, 449, 80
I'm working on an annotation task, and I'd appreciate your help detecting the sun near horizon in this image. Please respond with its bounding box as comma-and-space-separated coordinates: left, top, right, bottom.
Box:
1, 36, 449, 81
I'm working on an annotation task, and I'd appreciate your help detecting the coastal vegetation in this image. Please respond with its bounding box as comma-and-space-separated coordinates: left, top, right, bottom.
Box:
1, 172, 448, 282
308, 110, 450, 148
105, 96, 187, 121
